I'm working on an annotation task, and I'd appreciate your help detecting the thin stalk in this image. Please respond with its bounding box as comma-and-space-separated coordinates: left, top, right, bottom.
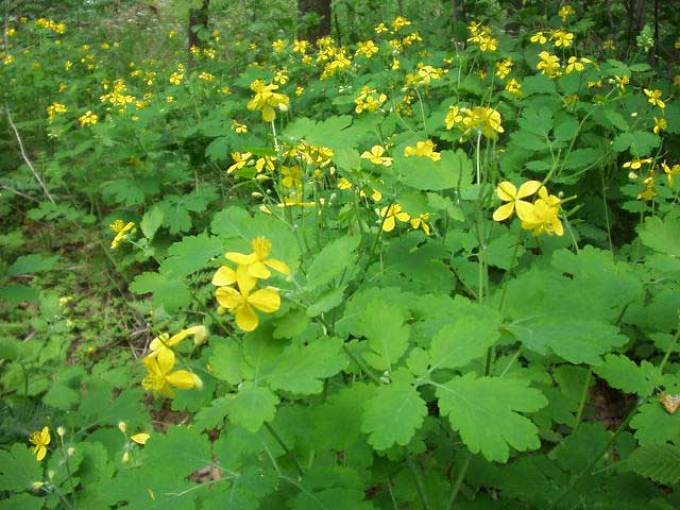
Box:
264, 422, 304, 479
447, 452, 472, 510
342, 345, 382, 384
573, 368, 592, 430
407, 457, 430, 510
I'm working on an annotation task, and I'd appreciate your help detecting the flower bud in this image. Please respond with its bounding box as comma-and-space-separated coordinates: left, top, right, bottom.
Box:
56, 426, 65, 438
118, 421, 127, 433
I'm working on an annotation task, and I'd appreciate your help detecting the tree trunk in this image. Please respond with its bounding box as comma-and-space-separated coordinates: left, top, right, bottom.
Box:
188, 0, 210, 52
299, 0, 331, 41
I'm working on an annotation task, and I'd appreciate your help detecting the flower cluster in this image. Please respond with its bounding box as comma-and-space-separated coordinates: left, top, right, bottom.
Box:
378, 204, 431, 235
492, 181, 563, 236
445, 105, 504, 139
467, 22, 497, 52
36, 18, 66, 34
247, 80, 290, 122
47, 102, 67, 123
212, 237, 288, 331
361, 145, 393, 166
537, 51, 562, 78
100, 79, 135, 112
355, 86, 387, 114
79, 111, 98, 127
404, 140, 441, 161
142, 326, 206, 397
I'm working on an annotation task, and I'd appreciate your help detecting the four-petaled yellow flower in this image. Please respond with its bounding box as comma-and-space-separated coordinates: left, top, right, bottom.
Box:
79, 110, 98, 127
361, 145, 393, 166
227, 152, 252, 174
110, 220, 135, 249
463, 106, 505, 139
404, 140, 440, 161
378, 204, 411, 232
653, 117, 667, 135
537, 51, 561, 78
216, 280, 281, 332
247, 80, 290, 122
552, 29, 574, 48
643, 89, 666, 109
492, 180, 542, 222
623, 157, 653, 170
410, 213, 431, 235
29, 426, 50, 462
662, 161, 680, 186
149, 325, 208, 354
142, 348, 202, 397
223, 236, 291, 284
521, 187, 563, 237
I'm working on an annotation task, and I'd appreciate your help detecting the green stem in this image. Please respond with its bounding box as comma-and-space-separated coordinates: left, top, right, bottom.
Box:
264, 422, 304, 479
342, 345, 382, 385
407, 457, 430, 510
573, 368, 592, 430
446, 452, 472, 510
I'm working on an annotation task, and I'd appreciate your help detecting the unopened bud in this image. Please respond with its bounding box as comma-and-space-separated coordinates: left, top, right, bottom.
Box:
118, 421, 127, 433
56, 426, 65, 438
67, 447, 75, 457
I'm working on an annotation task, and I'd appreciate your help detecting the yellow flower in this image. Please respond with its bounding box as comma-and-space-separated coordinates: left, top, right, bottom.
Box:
110, 221, 135, 249
361, 145, 393, 166
272, 39, 286, 53
614, 74, 629, 91
130, 433, 150, 445
142, 348, 202, 397
247, 80, 289, 122
530, 32, 548, 45
392, 16, 411, 31
374, 22, 388, 35
495, 58, 513, 79
505, 78, 522, 97
445, 105, 464, 130
644, 89, 666, 109
653, 117, 667, 135
521, 189, 564, 237
232, 120, 248, 134
492, 180, 542, 222
463, 106, 504, 139
565, 56, 591, 74
622, 157, 653, 170
559, 5, 575, 22
295, 86, 304, 96
198, 71, 215, 82
378, 204, 410, 232
218, 236, 290, 287
227, 152, 252, 174
281, 165, 303, 189
356, 40, 379, 58
47, 102, 67, 123
410, 213, 431, 235
338, 177, 353, 190
355, 86, 387, 114
29, 426, 50, 462
216, 282, 281, 332
404, 140, 440, 161
537, 51, 561, 78
79, 111, 98, 127
662, 161, 680, 186
149, 325, 208, 354
255, 155, 277, 172
292, 39, 309, 54
552, 29, 574, 48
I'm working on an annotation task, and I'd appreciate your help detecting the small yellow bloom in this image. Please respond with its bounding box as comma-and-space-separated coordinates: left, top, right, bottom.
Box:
505, 78, 522, 97
110, 221, 135, 249
622, 157, 653, 170
29, 427, 50, 462
361, 145, 393, 166
662, 161, 680, 186
530, 32, 548, 45
410, 213, 431, 235
404, 140, 440, 161
272, 39, 286, 53
79, 111, 98, 127
653, 117, 667, 135
643, 89, 666, 109
130, 433, 150, 445
149, 325, 208, 354
232, 120, 248, 134
255, 155, 277, 173
521, 188, 563, 237
495, 58, 513, 79
559, 5, 575, 22
378, 204, 410, 232
356, 40, 379, 58
445, 106, 464, 130
537, 51, 561, 78
552, 29, 574, 48
216, 282, 281, 332
142, 348, 202, 397
223, 236, 290, 283
247, 80, 289, 122
492, 180, 542, 222
227, 152, 252, 174
463, 106, 504, 139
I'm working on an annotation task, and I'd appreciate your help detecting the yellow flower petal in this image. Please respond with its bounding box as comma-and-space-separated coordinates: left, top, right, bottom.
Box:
248, 287, 281, 313
216, 286, 242, 309
212, 265, 237, 286
166, 370, 201, 389
496, 181, 517, 201
516, 180, 542, 199
382, 216, 396, 232
130, 433, 150, 445
226, 251, 257, 265
36, 445, 47, 462
492, 202, 515, 221
514, 200, 535, 221
235, 303, 259, 331
155, 348, 175, 375
247, 261, 271, 279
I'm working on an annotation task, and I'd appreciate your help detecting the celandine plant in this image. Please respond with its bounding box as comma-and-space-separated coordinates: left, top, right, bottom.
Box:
0, 4, 679, 510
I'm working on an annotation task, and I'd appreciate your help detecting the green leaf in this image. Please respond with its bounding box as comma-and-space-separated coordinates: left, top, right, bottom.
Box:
211, 206, 252, 239
628, 444, 680, 485
0, 284, 39, 304
305, 235, 360, 291
227, 384, 279, 432
631, 402, 680, 446
436, 373, 548, 462
0, 444, 42, 491
7, 254, 59, 276
612, 131, 660, 156
594, 354, 662, 397
394, 149, 472, 191
193, 396, 231, 431
283, 115, 355, 151
130, 272, 191, 313
266, 337, 348, 394
208, 343, 245, 385
159, 233, 222, 278
357, 300, 411, 371
361, 379, 427, 450
506, 317, 626, 365
638, 215, 680, 257
145, 426, 211, 477
0, 494, 43, 510
140, 206, 164, 240
429, 315, 499, 371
